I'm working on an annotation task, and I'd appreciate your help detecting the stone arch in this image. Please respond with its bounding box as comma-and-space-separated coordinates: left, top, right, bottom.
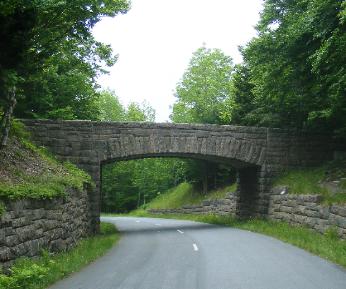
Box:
100, 152, 265, 220
22, 119, 335, 233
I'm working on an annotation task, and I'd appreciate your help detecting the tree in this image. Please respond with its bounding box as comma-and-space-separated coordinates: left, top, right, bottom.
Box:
126, 101, 156, 122
236, 0, 346, 135
101, 158, 188, 213
221, 64, 258, 126
171, 46, 233, 124
170, 46, 235, 192
0, 0, 130, 143
97, 90, 125, 121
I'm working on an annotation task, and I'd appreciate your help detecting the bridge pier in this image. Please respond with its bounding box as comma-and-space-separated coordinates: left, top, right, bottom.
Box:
235, 165, 273, 218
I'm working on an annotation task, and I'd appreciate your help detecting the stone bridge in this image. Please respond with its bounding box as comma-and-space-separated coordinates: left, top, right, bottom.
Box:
22, 120, 335, 233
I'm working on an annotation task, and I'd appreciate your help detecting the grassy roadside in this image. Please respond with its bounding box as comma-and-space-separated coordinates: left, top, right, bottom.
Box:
274, 161, 346, 204
0, 222, 120, 289
109, 211, 346, 268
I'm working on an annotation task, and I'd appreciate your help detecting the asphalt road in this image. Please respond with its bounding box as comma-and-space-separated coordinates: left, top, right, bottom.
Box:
49, 217, 346, 289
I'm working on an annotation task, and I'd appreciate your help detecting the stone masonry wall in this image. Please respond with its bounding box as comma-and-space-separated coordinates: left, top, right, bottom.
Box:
149, 192, 346, 239
0, 188, 90, 269
268, 194, 346, 239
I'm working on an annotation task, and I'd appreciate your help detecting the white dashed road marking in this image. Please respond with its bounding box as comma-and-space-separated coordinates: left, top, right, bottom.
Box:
193, 244, 199, 251
177, 230, 184, 234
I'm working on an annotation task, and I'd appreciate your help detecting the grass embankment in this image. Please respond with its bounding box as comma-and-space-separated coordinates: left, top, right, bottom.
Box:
0, 120, 93, 210
145, 182, 237, 210
274, 160, 346, 204
0, 222, 119, 289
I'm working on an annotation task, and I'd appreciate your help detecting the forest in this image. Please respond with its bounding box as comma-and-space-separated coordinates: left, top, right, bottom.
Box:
1, 0, 345, 212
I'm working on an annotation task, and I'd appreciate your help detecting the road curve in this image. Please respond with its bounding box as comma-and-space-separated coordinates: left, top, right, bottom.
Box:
49, 217, 346, 289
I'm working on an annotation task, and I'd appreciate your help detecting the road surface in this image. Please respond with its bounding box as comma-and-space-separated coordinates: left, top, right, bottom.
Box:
49, 216, 346, 289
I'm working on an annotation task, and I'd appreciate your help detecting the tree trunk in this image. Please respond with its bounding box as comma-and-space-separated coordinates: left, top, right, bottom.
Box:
202, 161, 208, 195
0, 87, 17, 148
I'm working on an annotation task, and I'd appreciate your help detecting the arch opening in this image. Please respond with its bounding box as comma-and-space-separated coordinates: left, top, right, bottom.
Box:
100, 156, 239, 214
99, 154, 264, 221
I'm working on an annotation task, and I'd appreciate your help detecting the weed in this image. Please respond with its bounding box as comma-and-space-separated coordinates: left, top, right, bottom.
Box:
0, 201, 5, 216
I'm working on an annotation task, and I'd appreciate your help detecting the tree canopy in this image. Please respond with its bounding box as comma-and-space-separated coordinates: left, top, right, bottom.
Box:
171, 46, 233, 124
231, 0, 346, 136
0, 0, 130, 120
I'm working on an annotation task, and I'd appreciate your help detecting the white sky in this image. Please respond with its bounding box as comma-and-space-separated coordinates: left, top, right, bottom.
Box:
92, 0, 263, 122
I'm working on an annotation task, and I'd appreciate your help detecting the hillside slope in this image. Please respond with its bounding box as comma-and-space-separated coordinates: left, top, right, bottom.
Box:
0, 123, 91, 210
274, 160, 346, 204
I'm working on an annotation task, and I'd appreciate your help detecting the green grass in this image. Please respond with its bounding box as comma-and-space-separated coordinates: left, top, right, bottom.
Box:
275, 167, 327, 195
145, 182, 236, 210
0, 161, 92, 201
123, 211, 346, 268
275, 162, 346, 204
0, 222, 120, 289
0, 120, 93, 203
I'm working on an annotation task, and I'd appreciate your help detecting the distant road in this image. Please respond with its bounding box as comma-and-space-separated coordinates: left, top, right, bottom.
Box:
49, 217, 346, 289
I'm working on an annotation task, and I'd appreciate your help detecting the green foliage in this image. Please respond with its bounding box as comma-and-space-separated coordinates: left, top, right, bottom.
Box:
275, 161, 346, 204
170, 47, 236, 192
0, 201, 5, 216
0, 135, 93, 201
232, 0, 346, 136
145, 182, 237, 210
275, 168, 327, 195
46, 107, 77, 120
96, 90, 156, 122
126, 101, 156, 122
171, 46, 233, 124
102, 158, 188, 213
62, 161, 93, 190
0, 222, 119, 289
224, 64, 258, 125
0, 162, 91, 201
9, 119, 30, 140
0, 0, 130, 120
0, 180, 66, 200
97, 90, 126, 121
324, 226, 339, 241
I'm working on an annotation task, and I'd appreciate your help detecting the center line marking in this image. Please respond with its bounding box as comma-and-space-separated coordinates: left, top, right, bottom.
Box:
136, 220, 140, 223
193, 243, 199, 251
177, 230, 184, 234
155, 224, 161, 226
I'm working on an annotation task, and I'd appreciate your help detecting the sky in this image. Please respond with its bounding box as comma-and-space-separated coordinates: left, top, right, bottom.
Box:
92, 0, 264, 122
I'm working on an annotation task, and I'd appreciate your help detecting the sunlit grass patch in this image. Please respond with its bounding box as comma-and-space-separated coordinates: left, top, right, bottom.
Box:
275, 162, 346, 204
145, 182, 236, 210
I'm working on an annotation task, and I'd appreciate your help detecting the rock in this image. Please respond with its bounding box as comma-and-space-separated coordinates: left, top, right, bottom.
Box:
271, 186, 289, 195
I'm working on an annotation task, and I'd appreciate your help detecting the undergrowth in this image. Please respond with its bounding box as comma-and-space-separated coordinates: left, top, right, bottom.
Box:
0, 222, 119, 289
